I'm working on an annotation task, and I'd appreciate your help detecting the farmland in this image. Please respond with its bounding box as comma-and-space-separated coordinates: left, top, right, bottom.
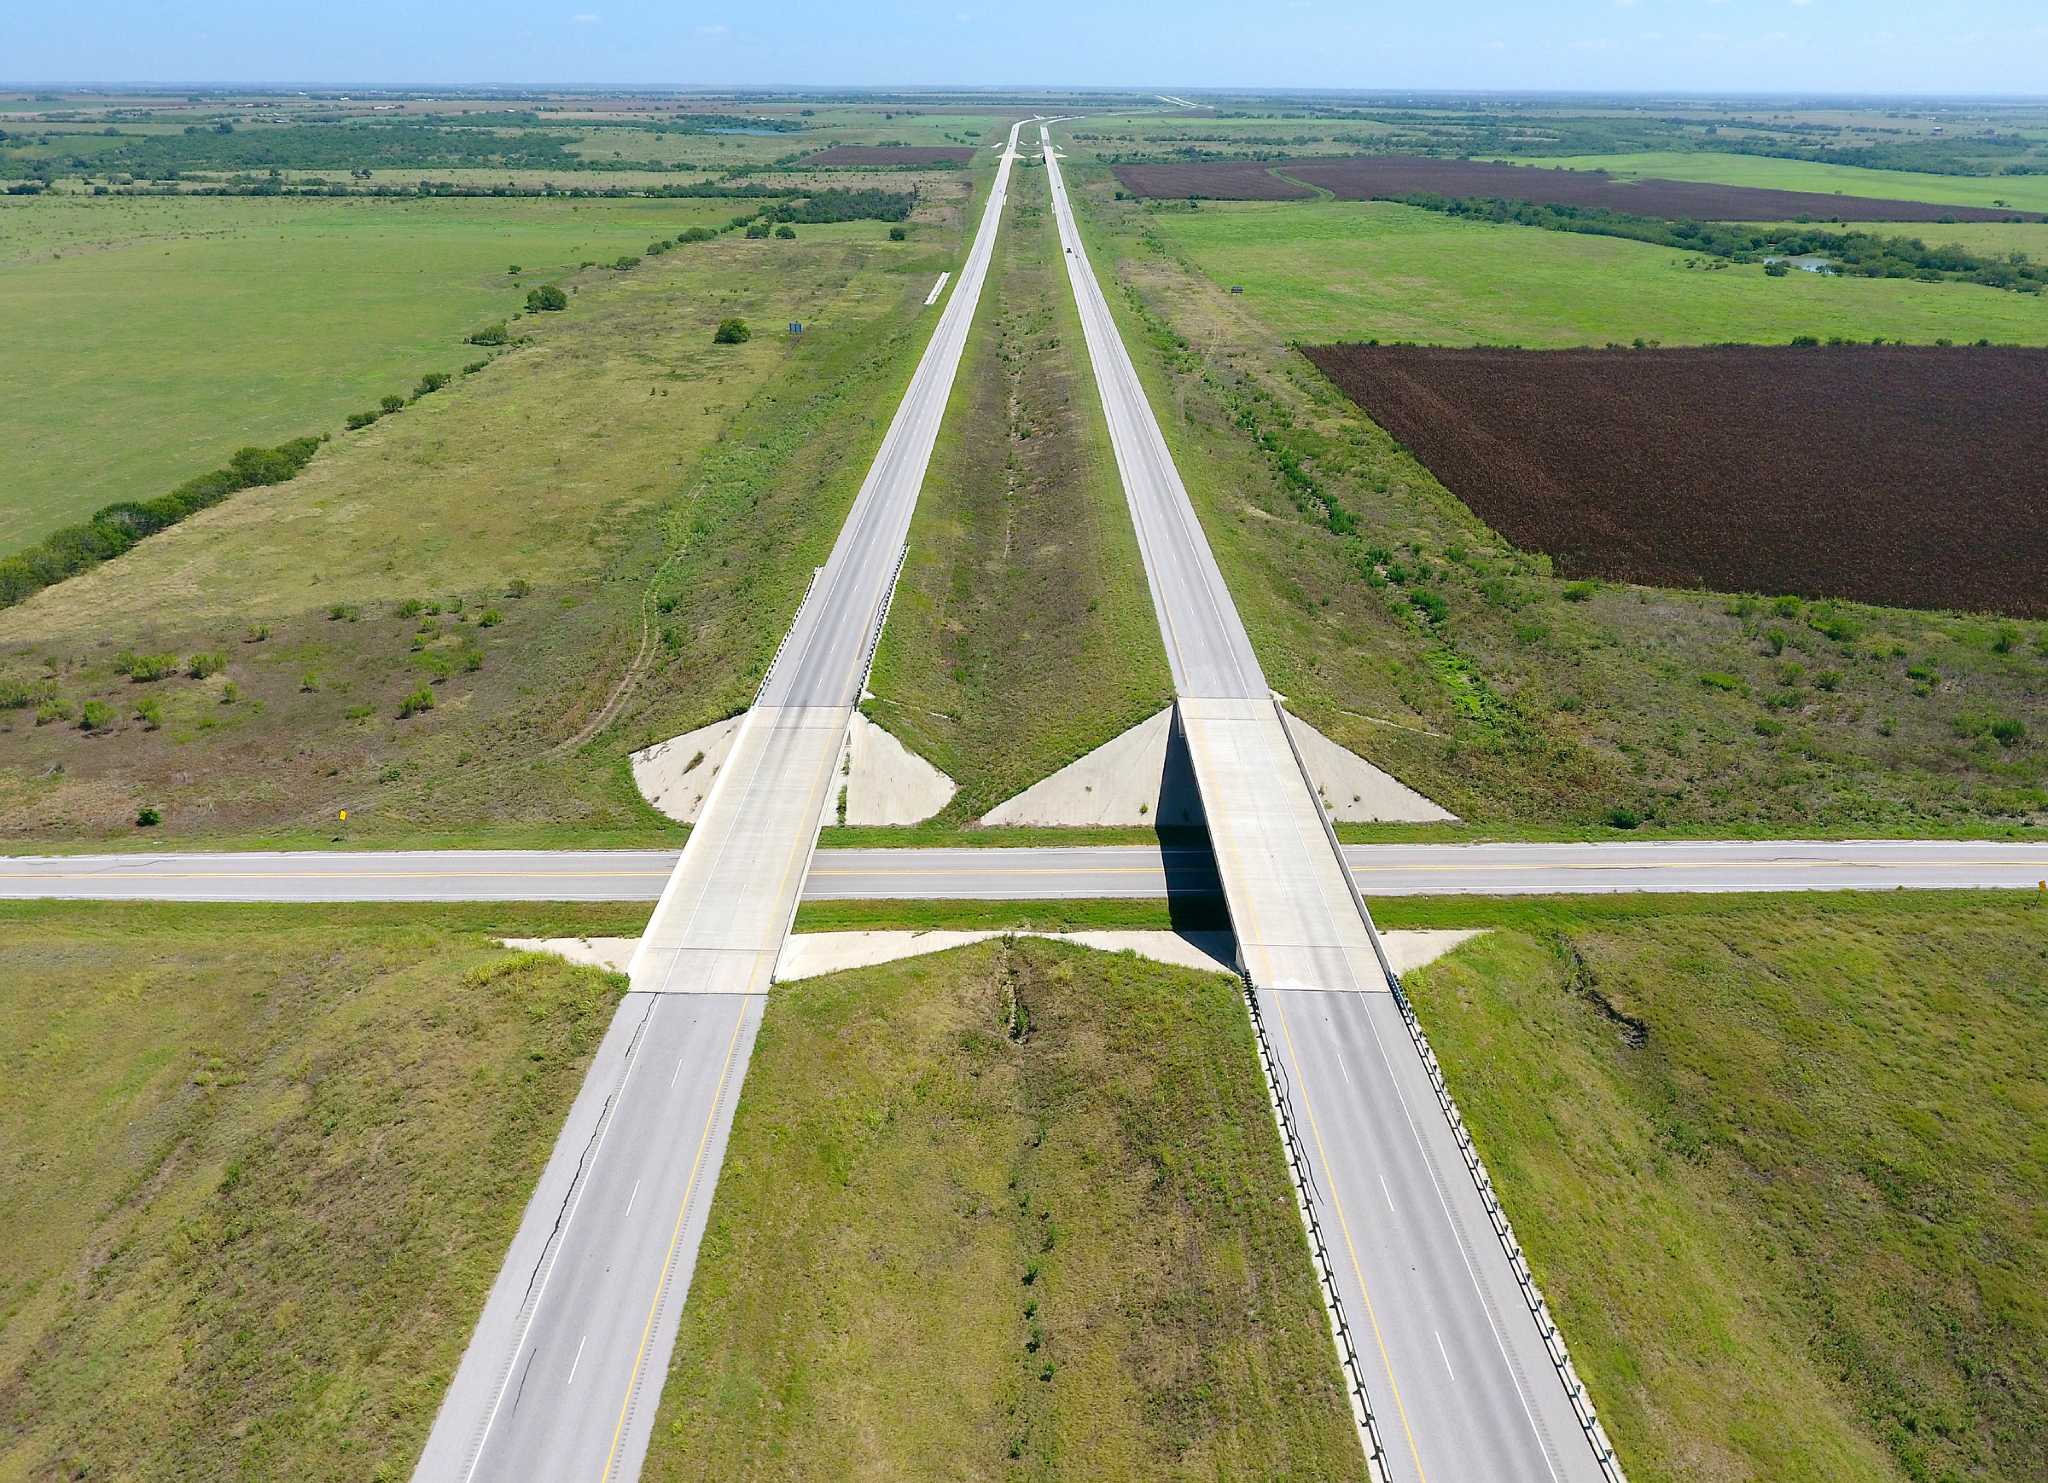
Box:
1299, 344, 2048, 617
0, 193, 747, 551
1114, 155, 2045, 221
0, 899, 642, 1480
1064, 175, 2047, 833
1138, 200, 2048, 348
642, 937, 1364, 1482
1528, 149, 2048, 218
1404, 891, 2048, 1483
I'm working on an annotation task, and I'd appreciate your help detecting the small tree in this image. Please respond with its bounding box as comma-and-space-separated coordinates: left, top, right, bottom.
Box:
466, 322, 508, 345
744, 219, 771, 239
380, 394, 406, 414
412, 371, 451, 399
525, 283, 569, 312
888, 225, 908, 241
398, 686, 436, 718
713, 317, 752, 345
774, 224, 796, 240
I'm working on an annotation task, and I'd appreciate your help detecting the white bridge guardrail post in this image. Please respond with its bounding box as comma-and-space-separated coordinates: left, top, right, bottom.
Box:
1272, 699, 1628, 1483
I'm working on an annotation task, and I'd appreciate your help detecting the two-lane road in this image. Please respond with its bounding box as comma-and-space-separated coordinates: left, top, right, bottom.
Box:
3, 838, 2038, 902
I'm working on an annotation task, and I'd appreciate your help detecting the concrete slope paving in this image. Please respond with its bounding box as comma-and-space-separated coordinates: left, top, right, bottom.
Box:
2, 839, 2040, 902
413, 118, 1027, 1483
1043, 122, 1611, 1483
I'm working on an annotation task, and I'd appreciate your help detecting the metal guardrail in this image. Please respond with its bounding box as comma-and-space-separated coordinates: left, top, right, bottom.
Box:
856, 543, 911, 695
754, 566, 823, 705
1239, 967, 1394, 1483
1270, 701, 1628, 1483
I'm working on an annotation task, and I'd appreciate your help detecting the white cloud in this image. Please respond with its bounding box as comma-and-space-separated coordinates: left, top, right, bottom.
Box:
1761, 29, 1789, 42
572, 11, 599, 22
1639, 29, 1665, 41
1696, 30, 1727, 43
694, 22, 730, 37
1568, 37, 1617, 51
1789, 0, 1813, 7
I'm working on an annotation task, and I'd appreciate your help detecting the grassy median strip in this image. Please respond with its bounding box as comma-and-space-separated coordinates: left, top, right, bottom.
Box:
0, 900, 642, 1480
865, 155, 1173, 823
1405, 891, 2048, 1482
643, 936, 1364, 1481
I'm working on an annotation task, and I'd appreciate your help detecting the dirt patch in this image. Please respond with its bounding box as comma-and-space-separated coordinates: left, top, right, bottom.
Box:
1115, 155, 2046, 222
1301, 343, 2048, 617
800, 145, 974, 167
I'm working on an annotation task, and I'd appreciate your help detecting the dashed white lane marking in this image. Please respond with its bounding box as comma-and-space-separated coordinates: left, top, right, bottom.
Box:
624, 1178, 640, 1218
568, 1334, 588, 1388
1436, 1330, 1456, 1382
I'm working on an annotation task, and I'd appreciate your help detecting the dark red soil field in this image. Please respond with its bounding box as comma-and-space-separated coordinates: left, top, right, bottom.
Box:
1300, 344, 2048, 617
801, 145, 975, 166
1114, 155, 2044, 223
1112, 158, 1313, 200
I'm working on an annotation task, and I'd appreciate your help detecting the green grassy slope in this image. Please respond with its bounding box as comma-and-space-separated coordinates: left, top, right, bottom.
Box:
1144, 200, 2048, 348
0, 194, 751, 551
643, 937, 1364, 1481
865, 159, 1173, 821
0, 900, 644, 1481
1408, 894, 2048, 1483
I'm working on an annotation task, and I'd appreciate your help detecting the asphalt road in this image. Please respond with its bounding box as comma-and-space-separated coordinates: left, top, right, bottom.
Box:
1043, 122, 1608, 1482
3, 839, 2039, 902
414, 119, 1026, 1483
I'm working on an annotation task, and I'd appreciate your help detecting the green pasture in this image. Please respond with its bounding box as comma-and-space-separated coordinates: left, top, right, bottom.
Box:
1522, 149, 2048, 215
1145, 199, 2048, 347
0, 193, 745, 552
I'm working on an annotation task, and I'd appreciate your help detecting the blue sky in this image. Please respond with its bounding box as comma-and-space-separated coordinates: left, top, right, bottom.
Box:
4, 2, 2045, 94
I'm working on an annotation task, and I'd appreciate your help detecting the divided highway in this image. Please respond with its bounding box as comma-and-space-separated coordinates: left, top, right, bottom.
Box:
1, 838, 2039, 901
411, 118, 1027, 1483
1042, 123, 1611, 1482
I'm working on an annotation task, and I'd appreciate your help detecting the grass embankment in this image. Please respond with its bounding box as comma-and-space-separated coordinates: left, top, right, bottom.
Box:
643, 937, 1363, 1481
1145, 200, 2048, 348
1406, 892, 2048, 1482
0, 209, 965, 847
1526, 149, 2048, 215
1063, 165, 2047, 835
865, 158, 1172, 821
0, 900, 645, 1480
0, 193, 746, 550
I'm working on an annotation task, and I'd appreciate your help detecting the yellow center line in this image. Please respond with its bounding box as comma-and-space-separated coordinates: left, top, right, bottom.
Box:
597, 997, 750, 1482
1272, 990, 1429, 1483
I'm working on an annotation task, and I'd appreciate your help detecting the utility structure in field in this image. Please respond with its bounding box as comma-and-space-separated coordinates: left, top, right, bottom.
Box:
1041, 121, 1621, 1483
412, 118, 1028, 1483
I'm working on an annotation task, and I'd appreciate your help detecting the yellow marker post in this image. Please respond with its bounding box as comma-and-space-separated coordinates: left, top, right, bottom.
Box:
337, 809, 348, 823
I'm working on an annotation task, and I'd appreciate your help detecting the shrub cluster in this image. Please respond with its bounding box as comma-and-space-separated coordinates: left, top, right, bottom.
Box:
0, 436, 323, 610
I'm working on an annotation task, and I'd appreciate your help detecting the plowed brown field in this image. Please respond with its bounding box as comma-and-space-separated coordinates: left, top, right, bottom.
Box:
1113, 156, 2044, 223
1300, 344, 2048, 617
802, 145, 974, 166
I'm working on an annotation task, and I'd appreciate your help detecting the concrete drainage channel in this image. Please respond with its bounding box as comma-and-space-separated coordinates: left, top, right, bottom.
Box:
1240, 972, 1396, 1483
1276, 702, 1629, 1483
